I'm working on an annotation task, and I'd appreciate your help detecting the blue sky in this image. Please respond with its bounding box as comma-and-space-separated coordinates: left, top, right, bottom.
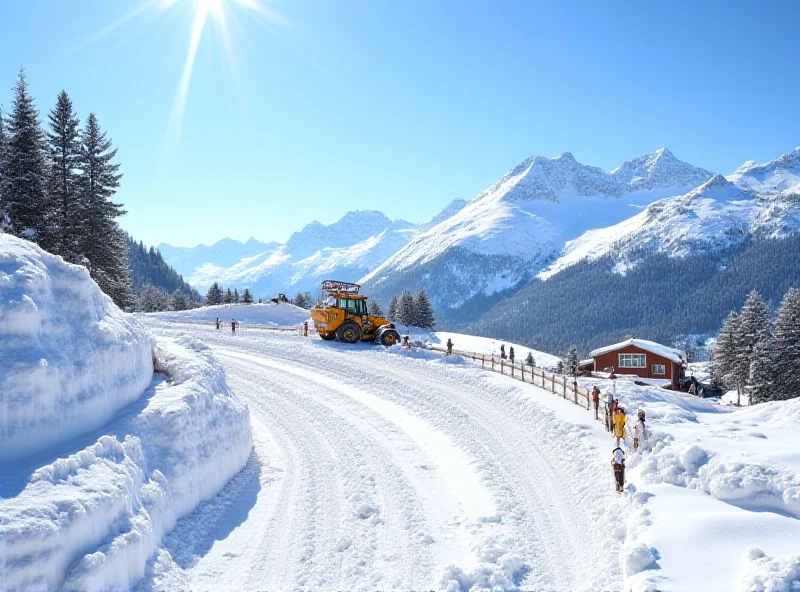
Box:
1, 0, 799, 247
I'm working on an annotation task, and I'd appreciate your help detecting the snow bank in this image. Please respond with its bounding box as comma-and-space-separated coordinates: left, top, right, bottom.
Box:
0, 234, 153, 462
143, 302, 310, 326
427, 330, 562, 368
738, 548, 800, 592
0, 335, 252, 592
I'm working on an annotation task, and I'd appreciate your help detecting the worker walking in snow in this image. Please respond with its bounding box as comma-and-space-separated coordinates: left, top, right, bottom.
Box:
509, 347, 515, 364
303, 321, 308, 337
592, 386, 601, 420
216, 317, 221, 330
231, 318, 236, 333
613, 406, 627, 447
605, 391, 614, 431
634, 409, 646, 452
612, 446, 626, 492
446, 338, 453, 355
500, 344, 506, 359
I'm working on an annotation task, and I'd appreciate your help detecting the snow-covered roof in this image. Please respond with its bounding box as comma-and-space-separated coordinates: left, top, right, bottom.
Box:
589, 339, 684, 363
579, 358, 595, 366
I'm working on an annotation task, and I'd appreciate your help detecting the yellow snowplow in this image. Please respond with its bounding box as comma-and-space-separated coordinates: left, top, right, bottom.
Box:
311, 280, 401, 345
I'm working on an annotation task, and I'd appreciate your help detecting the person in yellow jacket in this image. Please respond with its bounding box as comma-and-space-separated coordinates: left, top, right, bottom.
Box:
613, 407, 627, 447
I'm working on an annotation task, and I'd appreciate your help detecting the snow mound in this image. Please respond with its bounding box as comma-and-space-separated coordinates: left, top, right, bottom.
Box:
0, 335, 252, 592
0, 233, 153, 462
144, 302, 310, 326
737, 548, 800, 592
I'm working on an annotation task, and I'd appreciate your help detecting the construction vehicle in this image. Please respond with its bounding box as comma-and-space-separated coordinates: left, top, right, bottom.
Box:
311, 280, 401, 345
270, 293, 289, 305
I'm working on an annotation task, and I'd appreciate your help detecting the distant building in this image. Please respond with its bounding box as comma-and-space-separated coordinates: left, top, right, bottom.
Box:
581, 338, 685, 388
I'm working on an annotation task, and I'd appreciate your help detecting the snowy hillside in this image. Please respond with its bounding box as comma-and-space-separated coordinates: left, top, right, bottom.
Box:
540, 174, 800, 279
144, 301, 311, 326
161, 210, 421, 297
362, 149, 714, 313
0, 235, 252, 591
729, 146, 800, 195
0, 233, 153, 461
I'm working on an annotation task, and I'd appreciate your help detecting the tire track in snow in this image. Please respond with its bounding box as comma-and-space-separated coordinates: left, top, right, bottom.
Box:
142, 323, 619, 591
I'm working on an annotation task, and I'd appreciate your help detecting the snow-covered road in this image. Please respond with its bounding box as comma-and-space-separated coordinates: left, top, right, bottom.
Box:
137, 322, 621, 591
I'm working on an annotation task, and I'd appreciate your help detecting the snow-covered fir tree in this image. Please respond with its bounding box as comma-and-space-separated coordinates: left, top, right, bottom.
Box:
564, 346, 579, 376
45, 90, 82, 260
77, 113, 132, 309
170, 289, 188, 311
206, 282, 223, 305
224, 288, 235, 303
233, 288, 240, 303
396, 290, 415, 329
735, 290, 772, 390
413, 289, 435, 329
748, 337, 774, 404
711, 311, 740, 390
387, 295, 399, 322
137, 284, 169, 312
2, 69, 50, 240
242, 288, 253, 304
772, 288, 800, 401
0, 110, 7, 229
368, 299, 383, 317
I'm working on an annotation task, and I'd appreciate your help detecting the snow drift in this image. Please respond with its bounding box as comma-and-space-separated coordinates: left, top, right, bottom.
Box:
0, 335, 253, 592
144, 301, 311, 326
0, 233, 153, 462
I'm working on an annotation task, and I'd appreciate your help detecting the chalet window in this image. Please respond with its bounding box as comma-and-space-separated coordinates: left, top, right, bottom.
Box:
619, 353, 646, 368
652, 364, 666, 375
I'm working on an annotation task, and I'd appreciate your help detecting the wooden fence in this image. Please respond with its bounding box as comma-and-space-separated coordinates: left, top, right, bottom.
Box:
428, 344, 599, 414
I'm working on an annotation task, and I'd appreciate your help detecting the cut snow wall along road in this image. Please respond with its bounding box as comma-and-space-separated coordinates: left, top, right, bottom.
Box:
0, 335, 253, 592
0, 233, 154, 462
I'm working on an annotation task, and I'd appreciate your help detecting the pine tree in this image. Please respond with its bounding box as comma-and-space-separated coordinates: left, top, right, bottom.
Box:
564, 346, 579, 376
224, 288, 234, 303
525, 352, 535, 367
712, 311, 740, 391
772, 288, 800, 401
748, 337, 774, 404
293, 292, 309, 308
0, 111, 7, 229
233, 288, 240, 303
387, 295, 399, 322
413, 289, 435, 329
735, 291, 772, 401
2, 69, 50, 240
45, 90, 82, 259
396, 290, 416, 329
242, 288, 253, 304
137, 284, 169, 312
368, 299, 383, 317
77, 113, 131, 308
206, 282, 223, 305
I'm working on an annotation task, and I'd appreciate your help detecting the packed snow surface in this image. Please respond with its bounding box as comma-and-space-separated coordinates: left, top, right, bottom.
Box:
143, 302, 311, 326
425, 330, 562, 368
0, 233, 153, 462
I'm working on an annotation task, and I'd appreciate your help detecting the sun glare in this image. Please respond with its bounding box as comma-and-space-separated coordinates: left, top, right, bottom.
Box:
83, 0, 284, 150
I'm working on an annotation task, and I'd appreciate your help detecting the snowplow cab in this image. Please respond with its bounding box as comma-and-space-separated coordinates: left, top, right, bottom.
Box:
311, 280, 400, 345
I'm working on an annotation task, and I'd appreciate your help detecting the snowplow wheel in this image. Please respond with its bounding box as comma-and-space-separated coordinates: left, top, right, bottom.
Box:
320, 333, 336, 341
379, 329, 400, 346
337, 322, 361, 344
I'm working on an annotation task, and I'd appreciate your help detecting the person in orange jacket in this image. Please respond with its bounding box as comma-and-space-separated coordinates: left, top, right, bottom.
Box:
591, 386, 600, 420
613, 406, 627, 447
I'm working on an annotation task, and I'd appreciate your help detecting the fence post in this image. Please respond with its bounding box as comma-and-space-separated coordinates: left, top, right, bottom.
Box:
521, 364, 525, 382
482, 354, 485, 369
501, 359, 504, 375
492, 357, 495, 371
511, 363, 514, 379
573, 381, 578, 404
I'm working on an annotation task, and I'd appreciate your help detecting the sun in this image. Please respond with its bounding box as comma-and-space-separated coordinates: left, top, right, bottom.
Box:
83, 0, 284, 148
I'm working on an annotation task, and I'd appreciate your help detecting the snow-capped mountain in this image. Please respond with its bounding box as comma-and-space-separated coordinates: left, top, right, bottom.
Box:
539, 174, 800, 279
728, 147, 800, 195
361, 149, 714, 312
160, 210, 423, 297
158, 237, 280, 276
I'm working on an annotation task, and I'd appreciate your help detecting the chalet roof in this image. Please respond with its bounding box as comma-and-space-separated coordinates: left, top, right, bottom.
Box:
589, 338, 684, 363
